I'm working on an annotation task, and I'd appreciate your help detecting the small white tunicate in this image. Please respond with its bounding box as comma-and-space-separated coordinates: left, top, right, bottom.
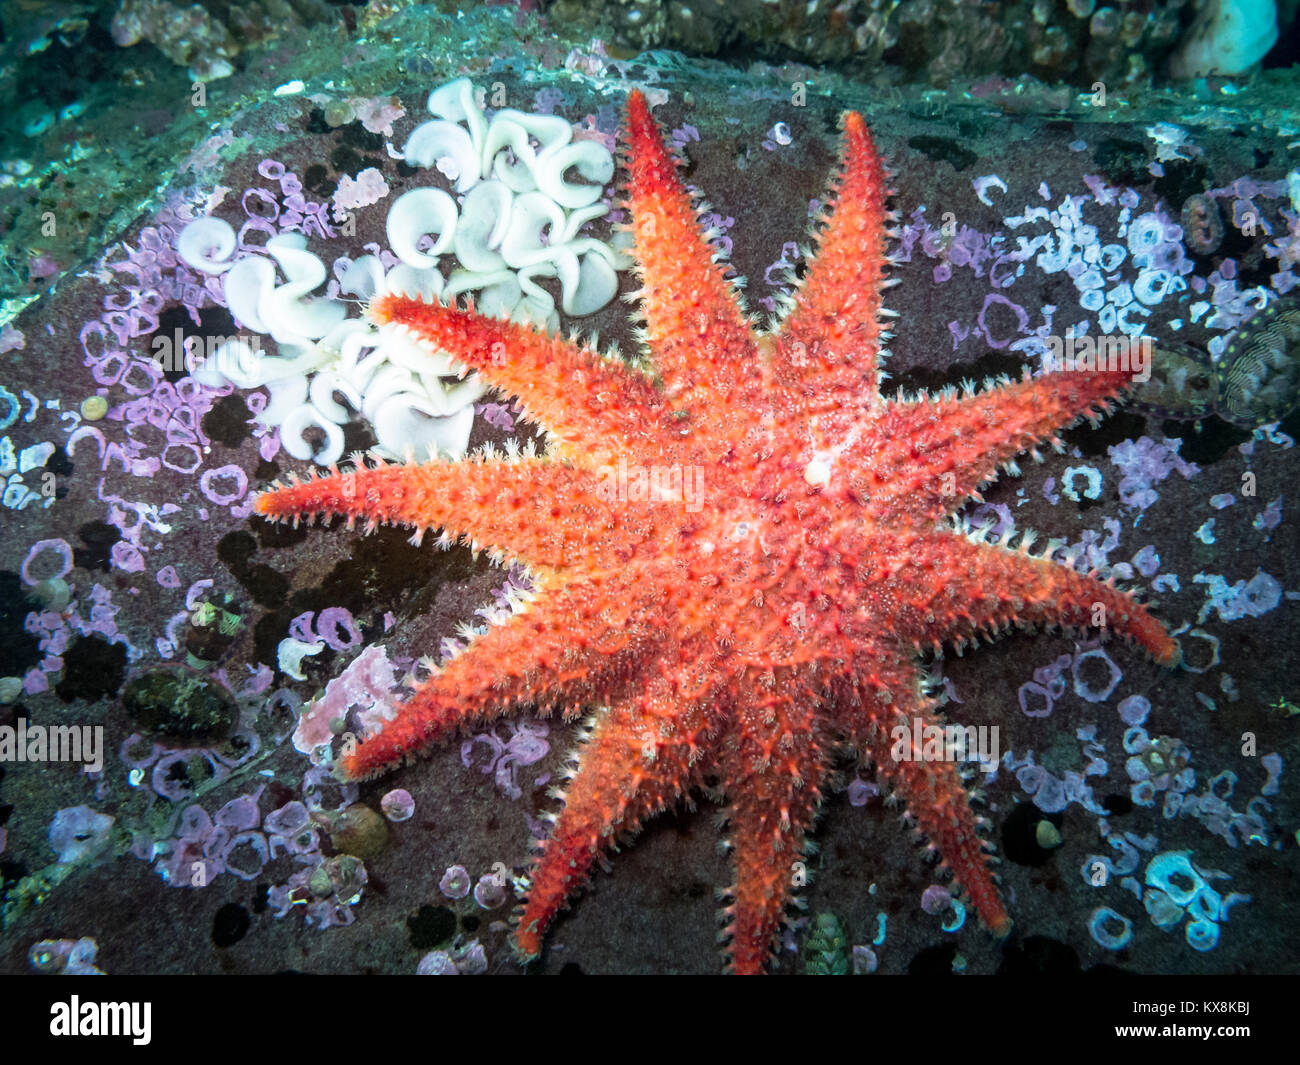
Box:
1088, 907, 1133, 950
277, 637, 324, 681
1061, 465, 1102, 501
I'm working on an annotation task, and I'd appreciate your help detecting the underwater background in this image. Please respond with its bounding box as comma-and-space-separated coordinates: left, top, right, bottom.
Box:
0, 0, 1297, 975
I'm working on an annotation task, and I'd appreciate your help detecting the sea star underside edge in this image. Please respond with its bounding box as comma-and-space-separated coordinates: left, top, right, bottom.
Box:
256, 90, 1180, 974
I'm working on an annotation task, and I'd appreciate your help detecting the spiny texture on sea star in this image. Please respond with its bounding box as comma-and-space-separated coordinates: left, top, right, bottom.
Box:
256, 90, 1179, 973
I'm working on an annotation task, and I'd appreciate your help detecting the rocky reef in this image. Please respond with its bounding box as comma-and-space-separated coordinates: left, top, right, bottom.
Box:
0, 2, 1296, 975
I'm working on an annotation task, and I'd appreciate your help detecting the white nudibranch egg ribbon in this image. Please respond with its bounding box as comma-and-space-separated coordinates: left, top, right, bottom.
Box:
176, 77, 629, 467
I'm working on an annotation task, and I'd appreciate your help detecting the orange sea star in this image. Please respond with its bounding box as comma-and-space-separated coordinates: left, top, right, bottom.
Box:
256, 90, 1179, 973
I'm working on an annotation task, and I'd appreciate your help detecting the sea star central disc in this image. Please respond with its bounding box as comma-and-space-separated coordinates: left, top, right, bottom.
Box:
257, 90, 1178, 973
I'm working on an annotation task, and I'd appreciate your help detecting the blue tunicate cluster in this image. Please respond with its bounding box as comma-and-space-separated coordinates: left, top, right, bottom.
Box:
1082, 830, 1150, 883
1088, 907, 1133, 951
1073, 646, 1123, 703
1122, 721, 1194, 813
1175, 769, 1274, 848
1142, 850, 1249, 953
1006, 725, 1109, 815
0, 386, 19, 431
1192, 571, 1283, 623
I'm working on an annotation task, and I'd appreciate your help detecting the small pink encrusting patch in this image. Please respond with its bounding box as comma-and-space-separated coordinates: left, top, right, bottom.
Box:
23, 668, 49, 695
461, 720, 550, 801
289, 611, 316, 645
28, 253, 59, 280
292, 644, 402, 757
49, 805, 115, 863
333, 167, 390, 214
351, 95, 405, 137
921, 884, 954, 915
316, 607, 362, 651
380, 788, 414, 822
259, 429, 281, 462
477, 402, 516, 432
0, 322, 25, 353
185, 579, 214, 610
289, 608, 362, 651
20, 538, 72, 586
26, 581, 135, 678
200, 464, 248, 506
439, 865, 470, 899
572, 116, 616, 154
111, 541, 146, 573
847, 777, 879, 806
473, 872, 507, 910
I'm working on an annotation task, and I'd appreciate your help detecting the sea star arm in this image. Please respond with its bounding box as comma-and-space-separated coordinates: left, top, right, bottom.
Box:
772, 111, 892, 413
255, 456, 639, 569
514, 680, 713, 961
864, 700, 1010, 936
836, 654, 1010, 936
862, 369, 1132, 525
872, 528, 1180, 665
719, 689, 830, 974
369, 291, 677, 464
623, 90, 762, 419
339, 574, 667, 779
